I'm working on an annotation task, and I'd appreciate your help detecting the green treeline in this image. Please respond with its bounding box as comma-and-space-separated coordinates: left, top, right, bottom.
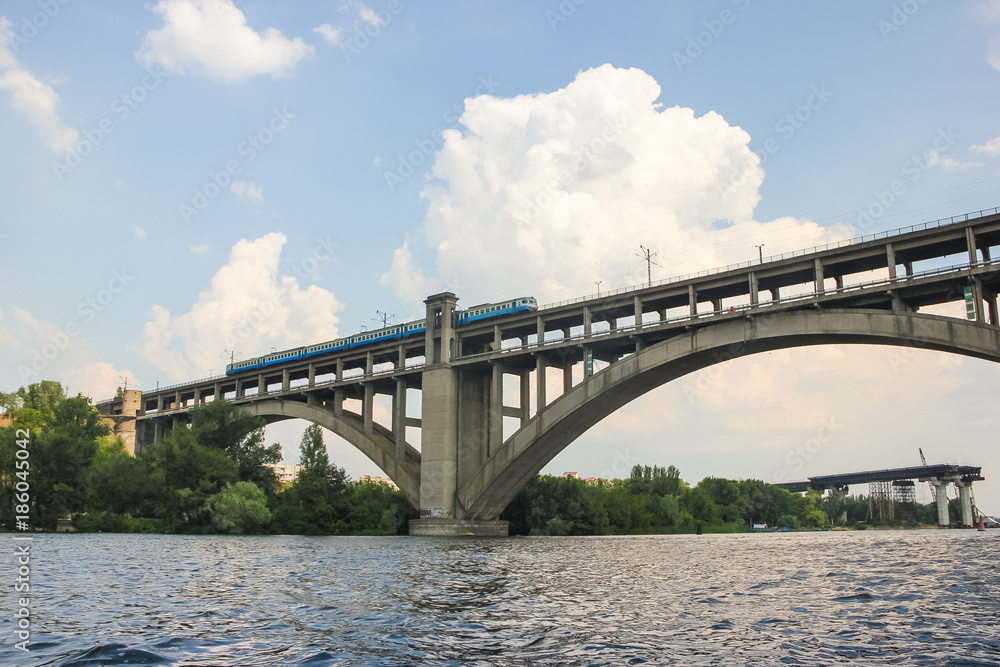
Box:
0, 382, 416, 535
501, 465, 830, 535
1, 382, 942, 536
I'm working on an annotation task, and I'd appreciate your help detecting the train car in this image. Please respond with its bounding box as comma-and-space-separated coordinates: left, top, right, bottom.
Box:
225, 296, 538, 376
456, 297, 537, 326
349, 324, 402, 349
226, 346, 306, 376
400, 320, 426, 338
302, 337, 349, 360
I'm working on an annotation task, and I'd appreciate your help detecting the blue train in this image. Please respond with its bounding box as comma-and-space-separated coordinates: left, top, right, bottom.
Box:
226, 296, 537, 375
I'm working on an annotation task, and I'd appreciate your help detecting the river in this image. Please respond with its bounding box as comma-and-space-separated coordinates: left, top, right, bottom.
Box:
2, 530, 998, 665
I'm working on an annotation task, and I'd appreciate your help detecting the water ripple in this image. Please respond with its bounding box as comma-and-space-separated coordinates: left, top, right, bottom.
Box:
1, 531, 998, 665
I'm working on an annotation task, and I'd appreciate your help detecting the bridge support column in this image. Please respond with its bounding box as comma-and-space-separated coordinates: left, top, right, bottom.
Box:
957, 481, 974, 527
633, 296, 643, 328
308, 363, 315, 386
493, 324, 502, 351
520, 369, 531, 425
257, 374, 266, 396
363, 383, 374, 434
490, 361, 503, 457
583, 306, 592, 336
535, 354, 546, 412
984, 287, 999, 326
829, 485, 849, 523
814, 259, 825, 293
563, 360, 573, 394
193, 387, 201, 406
282, 369, 290, 392
416, 292, 459, 523
153, 420, 163, 443
749, 272, 759, 305
688, 285, 697, 316
966, 227, 978, 265
931, 480, 951, 526
886, 243, 897, 279
971, 277, 986, 324
394, 378, 407, 460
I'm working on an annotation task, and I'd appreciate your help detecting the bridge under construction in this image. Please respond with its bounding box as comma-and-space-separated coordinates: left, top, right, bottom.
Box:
776, 464, 985, 527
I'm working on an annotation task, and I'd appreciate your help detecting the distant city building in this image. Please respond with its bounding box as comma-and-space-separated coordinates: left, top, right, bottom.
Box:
361, 475, 399, 490
267, 463, 304, 484
584, 477, 600, 485
563, 472, 579, 479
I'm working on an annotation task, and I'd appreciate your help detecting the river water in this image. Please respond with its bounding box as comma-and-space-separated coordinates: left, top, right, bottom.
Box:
2, 530, 998, 666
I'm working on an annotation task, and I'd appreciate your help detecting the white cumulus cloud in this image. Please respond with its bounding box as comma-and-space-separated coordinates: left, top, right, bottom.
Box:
382, 64, 848, 306
61, 362, 140, 402
971, 135, 1000, 155
189, 243, 211, 255
137, 0, 314, 81
130, 225, 147, 240
0, 17, 78, 153
313, 23, 341, 45
230, 179, 264, 202
133, 232, 343, 380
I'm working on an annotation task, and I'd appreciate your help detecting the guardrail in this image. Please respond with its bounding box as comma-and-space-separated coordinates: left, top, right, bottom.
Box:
539, 207, 999, 311
108, 207, 999, 404
456, 258, 999, 363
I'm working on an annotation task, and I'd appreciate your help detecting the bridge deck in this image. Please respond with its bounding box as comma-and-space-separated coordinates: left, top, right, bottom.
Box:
776, 464, 985, 493
95, 207, 1000, 416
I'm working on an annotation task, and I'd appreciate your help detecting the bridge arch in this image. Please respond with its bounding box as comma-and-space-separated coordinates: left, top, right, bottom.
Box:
458, 309, 1000, 520
244, 399, 420, 507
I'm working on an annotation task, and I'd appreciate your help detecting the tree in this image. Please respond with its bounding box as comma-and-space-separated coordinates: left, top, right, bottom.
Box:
189, 401, 280, 490
206, 482, 272, 534
148, 427, 239, 530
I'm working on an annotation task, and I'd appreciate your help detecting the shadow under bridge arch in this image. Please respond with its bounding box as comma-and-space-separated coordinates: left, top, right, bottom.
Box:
244, 399, 420, 508
458, 309, 1000, 520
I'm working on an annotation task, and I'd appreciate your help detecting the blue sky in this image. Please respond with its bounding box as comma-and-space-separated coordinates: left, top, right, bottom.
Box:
2, 0, 999, 510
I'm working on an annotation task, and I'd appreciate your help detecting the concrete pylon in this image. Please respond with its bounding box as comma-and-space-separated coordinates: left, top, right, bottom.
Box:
410, 293, 509, 537
956, 481, 974, 527
930, 479, 951, 526
830, 485, 849, 523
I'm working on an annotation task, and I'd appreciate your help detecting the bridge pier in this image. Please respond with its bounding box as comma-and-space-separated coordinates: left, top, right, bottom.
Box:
930, 479, 951, 526
408, 518, 508, 537
957, 480, 974, 527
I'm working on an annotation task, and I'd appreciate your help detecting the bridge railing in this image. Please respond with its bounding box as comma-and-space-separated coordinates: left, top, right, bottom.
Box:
540, 207, 1000, 311
119, 208, 999, 402
459, 258, 999, 363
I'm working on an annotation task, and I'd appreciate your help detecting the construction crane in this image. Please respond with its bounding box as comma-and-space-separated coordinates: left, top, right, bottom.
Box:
919, 448, 936, 502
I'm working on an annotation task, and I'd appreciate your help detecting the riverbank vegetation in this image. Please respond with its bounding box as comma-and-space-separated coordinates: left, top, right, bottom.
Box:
0, 382, 416, 535
1, 382, 943, 535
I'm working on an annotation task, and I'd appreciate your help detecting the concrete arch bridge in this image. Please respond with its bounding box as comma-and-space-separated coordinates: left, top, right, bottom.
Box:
97, 209, 1000, 535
